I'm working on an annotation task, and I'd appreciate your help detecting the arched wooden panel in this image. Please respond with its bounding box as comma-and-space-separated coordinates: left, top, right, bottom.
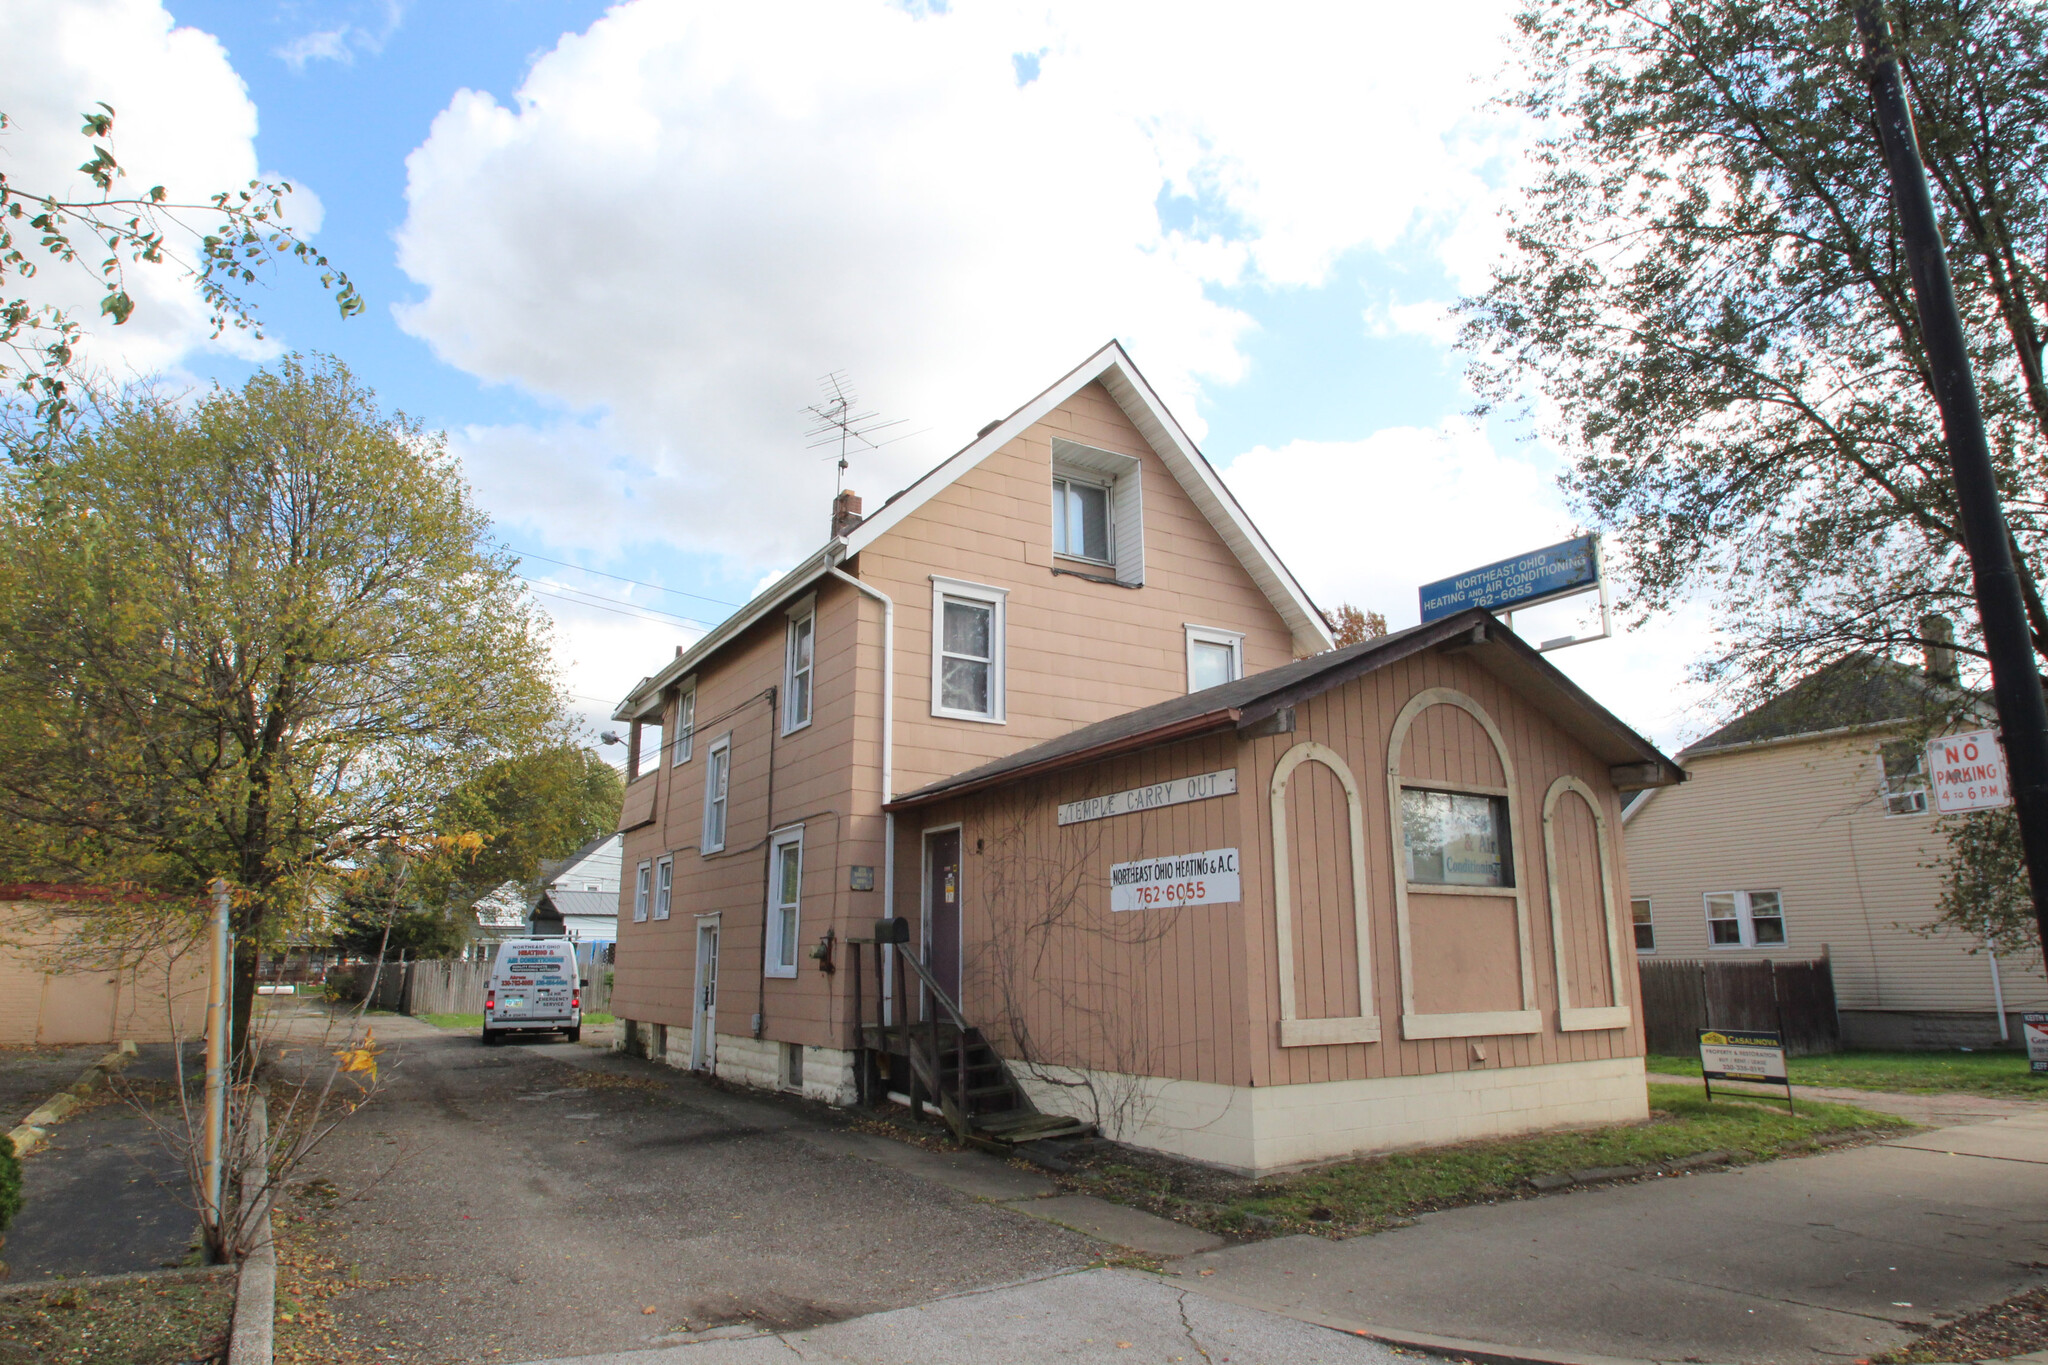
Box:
1542, 776, 1631, 1031
1270, 741, 1379, 1047
1385, 687, 1540, 1040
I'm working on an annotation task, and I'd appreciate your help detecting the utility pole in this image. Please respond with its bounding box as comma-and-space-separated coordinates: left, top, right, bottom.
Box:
1855, 3, 2048, 961
203, 877, 231, 1247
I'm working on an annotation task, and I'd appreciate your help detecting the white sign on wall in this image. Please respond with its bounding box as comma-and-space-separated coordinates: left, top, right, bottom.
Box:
1058, 769, 1237, 826
1928, 728, 2012, 814
1109, 848, 1241, 912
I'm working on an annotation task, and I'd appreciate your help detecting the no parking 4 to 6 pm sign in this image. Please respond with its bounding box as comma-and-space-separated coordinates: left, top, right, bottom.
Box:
1927, 728, 2012, 814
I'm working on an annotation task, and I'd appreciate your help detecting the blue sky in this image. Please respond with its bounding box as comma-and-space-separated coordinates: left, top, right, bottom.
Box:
5, 0, 1721, 751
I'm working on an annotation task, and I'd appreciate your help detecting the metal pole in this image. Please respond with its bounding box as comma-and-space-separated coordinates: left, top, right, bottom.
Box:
1856, 4, 2048, 964
203, 878, 231, 1239
1988, 918, 2011, 1042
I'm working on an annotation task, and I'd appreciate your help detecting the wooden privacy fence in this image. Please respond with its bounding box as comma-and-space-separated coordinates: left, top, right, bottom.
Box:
1637, 957, 1840, 1056
325, 946, 614, 1018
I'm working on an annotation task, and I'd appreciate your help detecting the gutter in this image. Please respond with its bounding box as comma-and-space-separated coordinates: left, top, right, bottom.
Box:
1677, 718, 1911, 763
884, 707, 1242, 813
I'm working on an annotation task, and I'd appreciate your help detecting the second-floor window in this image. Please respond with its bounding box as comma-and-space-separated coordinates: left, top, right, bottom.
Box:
1705, 889, 1786, 947
931, 577, 1006, 723
1880, 739, 1928, 815
1050, 439, 1144, 585
784, 606, 814, 734
1185, 625, 1244, 693
672, 683, 695, 765
703, 735, 731, 853
1053, 474, 1111, 562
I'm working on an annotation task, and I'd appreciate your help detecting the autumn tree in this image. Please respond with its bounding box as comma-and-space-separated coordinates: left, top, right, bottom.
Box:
2, 102, 359, 453
0, 355, 562, 1054
1326, 604, 1390, 648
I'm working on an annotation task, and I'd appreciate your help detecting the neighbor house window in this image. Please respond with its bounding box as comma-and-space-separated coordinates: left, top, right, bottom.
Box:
1053, 474, 1112, 562
784, 604, 814, 734
653, 856, 673, 921
1400, 788, 1511, 887
765, 827, 802, 978
1631, 896, 1655, 952
633, 862, 651, 922
1881, 739, 1929, 815
703, 735, 731, 853
1185, 625, 1245, 693
672, 683, 695, 766
930, 578, 1007, 722
1704, 890, 1786, 948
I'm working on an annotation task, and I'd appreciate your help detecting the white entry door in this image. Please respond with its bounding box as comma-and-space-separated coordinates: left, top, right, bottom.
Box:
691, 918, 720, 1071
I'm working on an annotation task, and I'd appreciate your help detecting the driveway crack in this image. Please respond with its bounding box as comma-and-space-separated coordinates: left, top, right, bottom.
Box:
1175, 1289, 1215, 1365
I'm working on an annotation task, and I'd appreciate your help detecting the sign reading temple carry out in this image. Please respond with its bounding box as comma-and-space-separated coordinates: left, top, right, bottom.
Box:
1927, 728, 2012, 814
1058, 769, 1237, 826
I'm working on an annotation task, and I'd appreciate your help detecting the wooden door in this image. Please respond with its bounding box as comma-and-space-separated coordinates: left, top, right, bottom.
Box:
925, 828, 962, 1007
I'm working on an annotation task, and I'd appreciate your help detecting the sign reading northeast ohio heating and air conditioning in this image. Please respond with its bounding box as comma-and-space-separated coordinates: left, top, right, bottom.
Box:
1109, 848, 1241, 912
1418, 535, 1600, 624
1057, 769, 1237, 826
1928, 728, 2012, 814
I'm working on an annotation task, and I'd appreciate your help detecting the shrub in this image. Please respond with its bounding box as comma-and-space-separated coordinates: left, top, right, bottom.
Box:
0, 1131, 21, 1233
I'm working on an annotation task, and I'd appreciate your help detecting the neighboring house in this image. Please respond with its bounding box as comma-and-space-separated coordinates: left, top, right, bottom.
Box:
607, 342, 1681, 1173
472, 832, 625, 949
1625, 646, 2045, 1049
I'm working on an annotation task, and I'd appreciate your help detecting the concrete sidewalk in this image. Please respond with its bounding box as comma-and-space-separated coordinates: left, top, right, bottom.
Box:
1172, 1112, 2048, 1365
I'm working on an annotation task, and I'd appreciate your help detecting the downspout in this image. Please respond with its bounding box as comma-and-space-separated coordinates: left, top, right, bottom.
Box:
827, 564, 895, 1011
755, 685, 778, 1039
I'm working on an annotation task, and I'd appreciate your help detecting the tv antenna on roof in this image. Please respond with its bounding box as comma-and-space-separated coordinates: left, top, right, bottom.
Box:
802, 371, 912, 499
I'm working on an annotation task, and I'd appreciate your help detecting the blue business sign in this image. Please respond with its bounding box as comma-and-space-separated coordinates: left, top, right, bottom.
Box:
1419, 536, 1600, 624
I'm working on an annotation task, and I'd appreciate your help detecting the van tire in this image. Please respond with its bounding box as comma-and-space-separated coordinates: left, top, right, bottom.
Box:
481, 1028, 498, 1046
565, 1027, 581, 1043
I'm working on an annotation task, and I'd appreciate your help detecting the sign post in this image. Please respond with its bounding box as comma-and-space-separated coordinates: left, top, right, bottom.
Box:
1698, 1028, 1793, 1113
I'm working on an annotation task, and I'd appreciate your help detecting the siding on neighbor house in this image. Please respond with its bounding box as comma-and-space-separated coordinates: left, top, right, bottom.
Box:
892, 646, 1643, 1091
1626, 734, 2047, 1016
612, 380, 1301, 1055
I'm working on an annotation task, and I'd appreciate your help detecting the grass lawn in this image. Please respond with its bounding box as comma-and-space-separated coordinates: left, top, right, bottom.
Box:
1648, 1048, 2046, 1098
1066, 1082, 1908, 1239
420, 1012, 615, 1031
0, 1270, 234, 1363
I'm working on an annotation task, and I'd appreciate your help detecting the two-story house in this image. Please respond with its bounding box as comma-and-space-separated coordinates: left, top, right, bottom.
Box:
608, 342, 1682, 1174
1626, 643, 2047, 1049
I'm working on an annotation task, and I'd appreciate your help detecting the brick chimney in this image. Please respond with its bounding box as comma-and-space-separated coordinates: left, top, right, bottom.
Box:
832, 489, 864, 539
1920, 612, 1957, 684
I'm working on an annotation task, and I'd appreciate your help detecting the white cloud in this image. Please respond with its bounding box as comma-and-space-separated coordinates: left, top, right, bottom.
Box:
397, 0, 1524, 568
0, 0, 299, 381
1366, 298, 1462, 348
1222, 422, 1718, 750
277, 28, 353, 70
274, 1, 404, 71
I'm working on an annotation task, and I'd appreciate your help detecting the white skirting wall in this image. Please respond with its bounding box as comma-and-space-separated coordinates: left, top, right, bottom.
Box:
617, 1020, 857, 1107
1014, 1055, 1650, 1177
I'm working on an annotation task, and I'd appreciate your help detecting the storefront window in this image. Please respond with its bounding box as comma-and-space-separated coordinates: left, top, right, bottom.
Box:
1400, 788, 1511, 887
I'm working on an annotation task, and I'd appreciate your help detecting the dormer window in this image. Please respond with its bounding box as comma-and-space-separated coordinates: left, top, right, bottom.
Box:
1053, 475, 1111, 562
1050, 438, 1144, 585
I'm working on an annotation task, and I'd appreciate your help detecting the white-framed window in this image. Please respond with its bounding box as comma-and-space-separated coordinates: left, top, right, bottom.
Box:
1049, 438, 1145, 585
1704, 889, 1786, 948
765, 826, 803, 978
653, 856, 673, 920
784, 600, 815, 734
1631, 896, 1655, 953
633, 861, 651, 922
930, 577, 1007, 723
702, 734, 732, 853
1053, 473, 1112, 563
1880, 739, 1928, 815
1184, 624, 1245, 693
1400, 788, 1512, 887
672, 682, 695, 766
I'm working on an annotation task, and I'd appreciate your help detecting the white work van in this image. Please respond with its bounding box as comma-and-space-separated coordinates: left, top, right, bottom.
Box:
483, 938, 584, 1044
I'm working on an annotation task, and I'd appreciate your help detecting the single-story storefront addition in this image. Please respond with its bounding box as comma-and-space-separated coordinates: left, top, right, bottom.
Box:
874, 609, 1683, 1175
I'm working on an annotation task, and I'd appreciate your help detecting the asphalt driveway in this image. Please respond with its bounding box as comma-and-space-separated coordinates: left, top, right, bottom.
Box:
271, 1009, 1102, 1364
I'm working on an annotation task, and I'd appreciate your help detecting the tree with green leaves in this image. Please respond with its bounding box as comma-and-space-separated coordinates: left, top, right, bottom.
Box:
1, 102, 360, 452
0, 355, 564, 1055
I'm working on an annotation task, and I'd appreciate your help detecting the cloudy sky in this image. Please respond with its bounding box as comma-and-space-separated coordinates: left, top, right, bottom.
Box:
3, 0, 1729, 757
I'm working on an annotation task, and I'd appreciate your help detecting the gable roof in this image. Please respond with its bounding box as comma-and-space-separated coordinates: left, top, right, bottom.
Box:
1678, 654, 1963, 760
539, 831, 621, 888
536, 888, 618, 920
615, 341, 1332, 721
885, 607, 1682, 812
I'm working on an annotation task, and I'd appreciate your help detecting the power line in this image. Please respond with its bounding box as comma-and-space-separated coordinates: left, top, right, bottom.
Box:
524, 585, 711, 630
504, 545, 743, 611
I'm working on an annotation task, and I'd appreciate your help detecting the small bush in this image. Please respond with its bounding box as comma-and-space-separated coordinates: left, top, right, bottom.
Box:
0, 1131, 22, 1233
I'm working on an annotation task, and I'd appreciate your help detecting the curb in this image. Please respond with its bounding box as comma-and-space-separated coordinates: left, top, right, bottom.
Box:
227, 1092, 274, 1365
6, 1041, 136, 1158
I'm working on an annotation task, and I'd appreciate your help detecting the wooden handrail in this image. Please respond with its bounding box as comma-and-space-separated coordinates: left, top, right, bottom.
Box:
893, 949, 971, 1035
